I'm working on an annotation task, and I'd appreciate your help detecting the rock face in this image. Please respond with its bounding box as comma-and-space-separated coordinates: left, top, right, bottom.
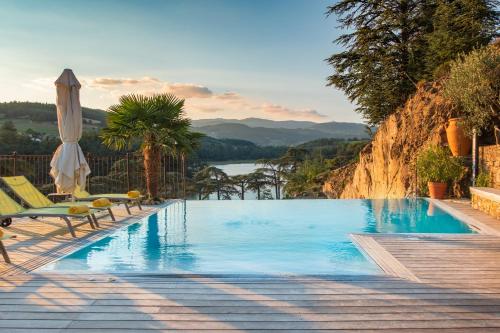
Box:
323, 82, 451, 199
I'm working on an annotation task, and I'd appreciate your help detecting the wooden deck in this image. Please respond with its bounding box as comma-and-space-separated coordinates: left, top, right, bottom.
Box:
0, 203, 158, 275
0, 199, 499, 332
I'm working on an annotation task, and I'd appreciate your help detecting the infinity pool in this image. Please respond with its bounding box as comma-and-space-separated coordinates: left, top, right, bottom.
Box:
41, 199, 473, 275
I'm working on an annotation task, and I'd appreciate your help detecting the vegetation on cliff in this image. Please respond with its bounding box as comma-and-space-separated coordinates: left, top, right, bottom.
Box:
443, 43, 500, 136
327, 0, 498, 125
323, 0, 498, 199
192, 139, 367, 199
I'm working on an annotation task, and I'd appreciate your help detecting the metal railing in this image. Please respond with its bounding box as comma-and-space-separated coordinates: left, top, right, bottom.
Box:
0, 152, 186, 198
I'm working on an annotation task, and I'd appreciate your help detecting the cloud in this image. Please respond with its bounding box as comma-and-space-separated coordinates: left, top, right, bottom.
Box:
90, 77, 160, 88
261, 103, 327, 121
214, 92, 242, 100
71, 75, 329, 121
163, 83, 213, 99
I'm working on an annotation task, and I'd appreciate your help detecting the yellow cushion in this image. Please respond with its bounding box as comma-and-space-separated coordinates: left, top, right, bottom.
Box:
73, 185, 91, 199
0, 229, 13, 240
127, 190, 141, 198
2, 176, 54, 208
68, 205, 89, 215
0, 188, 24, 215
92, 198, 112, 208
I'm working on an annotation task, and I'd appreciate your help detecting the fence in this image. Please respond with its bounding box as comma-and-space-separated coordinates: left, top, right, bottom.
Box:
0, 152, 186, 198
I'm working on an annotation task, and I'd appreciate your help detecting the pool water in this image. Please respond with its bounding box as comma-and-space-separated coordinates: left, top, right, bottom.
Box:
41, 199, 473, 275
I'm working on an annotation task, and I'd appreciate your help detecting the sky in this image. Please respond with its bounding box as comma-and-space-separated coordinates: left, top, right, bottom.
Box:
0, 0, 361, 123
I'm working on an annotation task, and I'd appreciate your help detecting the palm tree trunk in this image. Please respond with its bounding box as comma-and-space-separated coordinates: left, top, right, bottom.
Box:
143, 145, 161, 200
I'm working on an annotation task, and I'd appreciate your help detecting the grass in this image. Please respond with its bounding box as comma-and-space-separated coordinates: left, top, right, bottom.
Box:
0, 118, 101, 136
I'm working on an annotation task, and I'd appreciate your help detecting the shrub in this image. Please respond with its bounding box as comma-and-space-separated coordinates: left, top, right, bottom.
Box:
475, 171, 491, 187
443, 44, 500, 136
417, 145, 465, 186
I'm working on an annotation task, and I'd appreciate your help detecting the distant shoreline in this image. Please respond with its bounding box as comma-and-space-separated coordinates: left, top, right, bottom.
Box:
210, 160, 257, 165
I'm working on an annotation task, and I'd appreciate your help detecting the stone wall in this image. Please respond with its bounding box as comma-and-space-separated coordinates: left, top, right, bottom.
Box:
479, 145, 500, 189
471, 192, 500, 220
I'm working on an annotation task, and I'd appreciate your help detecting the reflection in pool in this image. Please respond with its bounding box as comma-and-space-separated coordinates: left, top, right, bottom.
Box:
41, 199, 473, 274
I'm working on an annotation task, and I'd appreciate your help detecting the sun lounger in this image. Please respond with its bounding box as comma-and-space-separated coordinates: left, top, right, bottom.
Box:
1, 176, 115, 222
0, 188, 96, 238
73, 185, 143, 215
0, 229, 15, 263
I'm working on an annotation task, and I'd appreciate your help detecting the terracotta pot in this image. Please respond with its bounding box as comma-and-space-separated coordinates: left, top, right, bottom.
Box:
446, 118, 471, 156
428, 182, 447, 199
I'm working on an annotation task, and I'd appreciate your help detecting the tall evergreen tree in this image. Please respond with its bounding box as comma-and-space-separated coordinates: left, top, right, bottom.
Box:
425, 0, 498, 76
327, 0, 498, 125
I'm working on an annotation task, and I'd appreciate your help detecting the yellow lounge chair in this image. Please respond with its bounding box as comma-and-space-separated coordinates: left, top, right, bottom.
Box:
1, 176, 115, 224
0, 188, 96, 238
73, 185, 143, 215
0, 229, 15, 263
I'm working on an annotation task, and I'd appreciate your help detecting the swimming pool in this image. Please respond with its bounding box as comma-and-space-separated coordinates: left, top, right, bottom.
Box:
40, 199, 473, 275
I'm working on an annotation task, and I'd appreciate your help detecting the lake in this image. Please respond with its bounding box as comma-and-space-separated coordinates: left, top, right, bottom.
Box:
212, 162, 259, 176
205, 162, 278, 200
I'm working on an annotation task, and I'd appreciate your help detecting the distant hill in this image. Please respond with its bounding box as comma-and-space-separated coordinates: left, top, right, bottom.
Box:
0, 101, 106, 136
0, 102, 370, 146
192, 137, 287, 162
192, 118, 318, 129
193, 119, 370, 146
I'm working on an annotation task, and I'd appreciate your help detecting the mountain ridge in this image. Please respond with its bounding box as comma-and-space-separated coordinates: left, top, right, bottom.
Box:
0, 102, 369, 146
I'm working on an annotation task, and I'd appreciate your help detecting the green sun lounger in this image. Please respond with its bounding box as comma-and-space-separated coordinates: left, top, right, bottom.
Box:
0, 188, 96, 238
73, 185, 143, 215
1, 176, 115, 223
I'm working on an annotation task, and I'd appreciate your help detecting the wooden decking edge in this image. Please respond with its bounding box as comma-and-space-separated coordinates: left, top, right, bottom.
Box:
351, 234, 420, 282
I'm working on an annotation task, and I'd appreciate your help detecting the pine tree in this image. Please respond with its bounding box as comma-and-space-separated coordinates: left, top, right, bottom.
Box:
425, 0, 498, 76
326, 0, 498, 125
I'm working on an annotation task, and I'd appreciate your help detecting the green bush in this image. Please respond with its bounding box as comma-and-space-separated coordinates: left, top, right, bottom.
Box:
417, 146, 465, 185
475, 171, 491, 187
443, 44, 500, 135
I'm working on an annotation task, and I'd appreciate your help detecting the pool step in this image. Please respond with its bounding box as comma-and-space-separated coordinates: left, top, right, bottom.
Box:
351, 234, 420, 282
470, 187, 500, 220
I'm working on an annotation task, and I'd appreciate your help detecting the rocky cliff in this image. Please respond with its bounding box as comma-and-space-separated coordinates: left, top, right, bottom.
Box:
323, 82, 452, 199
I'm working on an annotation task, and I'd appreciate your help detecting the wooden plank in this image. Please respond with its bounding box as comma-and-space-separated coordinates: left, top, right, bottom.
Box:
351, 235, 419, 282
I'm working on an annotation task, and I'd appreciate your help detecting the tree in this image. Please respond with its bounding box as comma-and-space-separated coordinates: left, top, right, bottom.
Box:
101, 93, 203, 202
257, 159, 285, 199
0, 121, 19, 145
246, 171, 268, 200
277, 147, 308, 172
443, 43, 500, 136
425, 0, 498, 75
231, 174, 248, 200
326, 0, 498, 125
194, 166, 236, 200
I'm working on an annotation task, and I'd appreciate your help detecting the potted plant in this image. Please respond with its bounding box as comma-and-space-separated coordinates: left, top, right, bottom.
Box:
445, 118, 472, 156
417, 145, 465, 199
443, 44, 500, 153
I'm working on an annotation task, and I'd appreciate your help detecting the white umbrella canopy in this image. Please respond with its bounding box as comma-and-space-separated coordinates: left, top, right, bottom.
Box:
50, 69, 91, 193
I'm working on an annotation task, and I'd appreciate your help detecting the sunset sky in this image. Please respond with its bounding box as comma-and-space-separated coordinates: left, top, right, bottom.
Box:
0, 0, 361, 123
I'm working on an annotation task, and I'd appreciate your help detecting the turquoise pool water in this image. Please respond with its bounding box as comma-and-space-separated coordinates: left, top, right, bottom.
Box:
41, 199, 473, 275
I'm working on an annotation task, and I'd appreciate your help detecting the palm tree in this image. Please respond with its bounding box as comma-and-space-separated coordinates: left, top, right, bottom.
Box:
101, 93, 203, 202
